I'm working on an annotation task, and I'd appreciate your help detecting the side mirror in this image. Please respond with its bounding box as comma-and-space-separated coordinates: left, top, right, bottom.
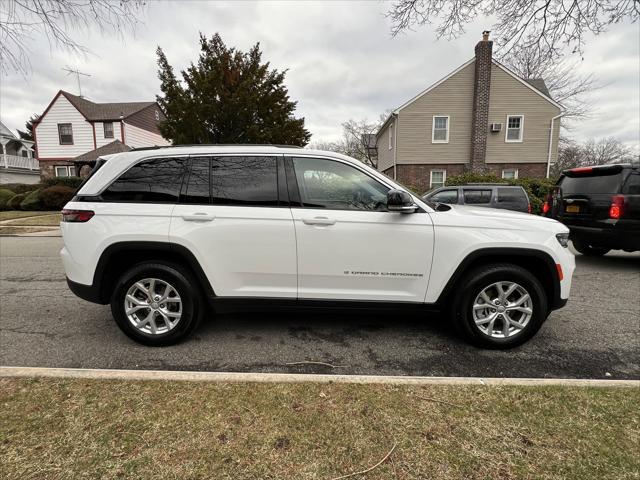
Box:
387, 189, 418, 213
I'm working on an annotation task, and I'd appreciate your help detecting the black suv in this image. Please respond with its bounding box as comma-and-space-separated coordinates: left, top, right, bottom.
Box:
423, 185, 531, 213
545, 163, 640, 255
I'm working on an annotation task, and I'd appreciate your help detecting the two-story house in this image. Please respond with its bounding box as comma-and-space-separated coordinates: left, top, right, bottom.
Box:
0, 120, 39, 184
376, 32, 563, 192
33, 90, 170, 178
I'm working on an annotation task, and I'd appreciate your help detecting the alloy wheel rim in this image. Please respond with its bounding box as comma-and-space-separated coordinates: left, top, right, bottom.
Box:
124, 278, 182, 335
472, 281, 533, 339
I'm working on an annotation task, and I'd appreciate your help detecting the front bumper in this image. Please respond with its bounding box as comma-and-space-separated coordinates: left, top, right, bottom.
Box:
67, 277, 106, 304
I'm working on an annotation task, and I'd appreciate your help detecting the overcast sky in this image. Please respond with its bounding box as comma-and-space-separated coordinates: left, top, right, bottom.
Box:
1, 1, 638, 150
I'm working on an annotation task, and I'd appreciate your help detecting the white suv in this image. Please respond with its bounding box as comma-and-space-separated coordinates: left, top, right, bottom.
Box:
61, 146, 574, 348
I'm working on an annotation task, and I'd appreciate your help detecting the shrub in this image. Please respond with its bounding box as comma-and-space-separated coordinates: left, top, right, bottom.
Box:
7, 193, 27, 210
0, 188, 15, 210
0, 183, 41, 194
20, 189, 43, 211
445, 172, 555, 215
42, 176, 83, 189
40, 186, 76, 210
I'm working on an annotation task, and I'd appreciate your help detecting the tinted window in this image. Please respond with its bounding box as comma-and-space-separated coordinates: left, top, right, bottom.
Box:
497, 188, 526, 204
463, 189, 492, 204
211, 156, 278, 206
430, 189, 458, 203
560, 173, 623, 194
293, 157, 389, 211
182, 158, 210, 204
102, 157, 186, 203
623, 173, 640, 194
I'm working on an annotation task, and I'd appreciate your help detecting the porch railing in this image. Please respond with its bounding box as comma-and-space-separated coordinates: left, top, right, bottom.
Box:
1, 154, 39, 170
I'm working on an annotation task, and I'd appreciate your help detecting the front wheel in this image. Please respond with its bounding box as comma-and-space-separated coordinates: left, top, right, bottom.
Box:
450, 264, 548, 349
110, 262, 203, 346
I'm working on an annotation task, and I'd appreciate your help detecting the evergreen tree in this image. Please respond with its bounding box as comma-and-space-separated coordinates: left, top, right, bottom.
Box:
156, 33, 310, 146
17, 114, 40, 142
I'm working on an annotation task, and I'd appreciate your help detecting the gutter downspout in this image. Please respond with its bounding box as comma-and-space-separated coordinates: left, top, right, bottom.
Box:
546, 113, 563, 178
392, 113, 398, 180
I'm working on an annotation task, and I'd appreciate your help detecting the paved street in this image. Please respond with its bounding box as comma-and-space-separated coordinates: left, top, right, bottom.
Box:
1, 236, 638, 379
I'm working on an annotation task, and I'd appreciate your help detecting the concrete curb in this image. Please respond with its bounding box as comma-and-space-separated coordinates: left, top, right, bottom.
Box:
1, 366, 638, 387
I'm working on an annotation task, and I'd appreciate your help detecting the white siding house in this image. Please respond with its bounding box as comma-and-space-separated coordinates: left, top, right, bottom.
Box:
33, 90, 169, 178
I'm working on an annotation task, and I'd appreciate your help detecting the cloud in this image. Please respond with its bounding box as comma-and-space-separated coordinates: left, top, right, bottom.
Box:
1, 1, 637, 149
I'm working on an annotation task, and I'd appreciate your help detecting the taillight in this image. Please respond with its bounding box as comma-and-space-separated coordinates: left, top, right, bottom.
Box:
542, 201, 549, 214
609, 195, 624, 219
61, 209, 94, 223
569, 166, 593, 174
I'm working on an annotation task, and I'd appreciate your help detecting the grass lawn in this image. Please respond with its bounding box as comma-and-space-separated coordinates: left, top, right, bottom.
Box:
0, 211, 59, 222
1, 378, 638, 479
0, 226, 56, 235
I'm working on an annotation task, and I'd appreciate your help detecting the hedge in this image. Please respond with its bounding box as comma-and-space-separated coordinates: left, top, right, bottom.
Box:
20, 189, 44, 211
0, 188, 15, 210
40, 186, 76, 210
7, 193, 27, 210
445, 173, 555, 215
1, 183, 40, 195
41, 176, 83, 189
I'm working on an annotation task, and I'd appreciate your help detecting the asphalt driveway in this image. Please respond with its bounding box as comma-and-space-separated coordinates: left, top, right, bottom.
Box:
1, 237, 638, 379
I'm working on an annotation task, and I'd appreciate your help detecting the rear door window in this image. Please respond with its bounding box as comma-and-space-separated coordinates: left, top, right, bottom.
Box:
182, 158, 210, 204
430, 189, 458, 204
211, 156, 279, 206
463, 189, 492, 204
497, 188, 526, 204
560, 173, 623, 194
101, 157, 187, 203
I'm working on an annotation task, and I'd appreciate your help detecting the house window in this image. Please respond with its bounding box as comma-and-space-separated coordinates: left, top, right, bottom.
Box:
55, 166, 76, 177
502, 169, 518, 180
506, 115, 523, 142
430, 169, 446, 189
104, 122, 114, 139
432, 116, 449, 143
388, 124, 394, 150
58, 123, 73, 145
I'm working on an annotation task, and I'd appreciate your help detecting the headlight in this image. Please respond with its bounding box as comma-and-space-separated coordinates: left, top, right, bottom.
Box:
556, 233, 570, 248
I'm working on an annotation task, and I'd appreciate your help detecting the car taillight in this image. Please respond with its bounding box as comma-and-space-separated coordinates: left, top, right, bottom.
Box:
609, 195, 624, 219
569, 166, 593, 174
61, 209, 94, 223
542, 201, 549, 214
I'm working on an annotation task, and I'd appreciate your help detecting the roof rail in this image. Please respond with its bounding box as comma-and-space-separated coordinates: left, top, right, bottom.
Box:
130, 144, 304, 152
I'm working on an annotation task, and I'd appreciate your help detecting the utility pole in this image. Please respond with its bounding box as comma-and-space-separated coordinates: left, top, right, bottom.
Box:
62, 66, 91, 97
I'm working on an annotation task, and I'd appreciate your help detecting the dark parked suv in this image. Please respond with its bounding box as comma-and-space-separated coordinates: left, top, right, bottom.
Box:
423, 185, 531, 213
544, 163, 640, 255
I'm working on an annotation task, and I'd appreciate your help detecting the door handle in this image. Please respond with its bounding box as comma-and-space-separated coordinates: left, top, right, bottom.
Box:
181, 213, 215, 222
302, 216, 336, 226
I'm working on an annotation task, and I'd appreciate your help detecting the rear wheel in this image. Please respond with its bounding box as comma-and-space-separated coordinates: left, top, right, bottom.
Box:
572, 239, 610, 256
450, 264, 548, 349
110, 262, 203, 346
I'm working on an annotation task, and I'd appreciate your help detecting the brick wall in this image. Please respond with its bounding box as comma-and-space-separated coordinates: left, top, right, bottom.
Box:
396, 164, 466, 192
39, 159, 74, 179
469, 32, 493, 173
484, 163, 546, 178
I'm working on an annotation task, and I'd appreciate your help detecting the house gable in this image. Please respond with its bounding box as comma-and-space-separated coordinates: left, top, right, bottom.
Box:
486, 63, 562, 164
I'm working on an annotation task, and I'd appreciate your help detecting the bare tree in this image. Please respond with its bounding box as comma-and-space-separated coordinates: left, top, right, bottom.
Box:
501, 44, 599, 125
309, 118, 383, 168
387, 1, 639, 59
0, 0, 146, 75
551, 136, 637, 177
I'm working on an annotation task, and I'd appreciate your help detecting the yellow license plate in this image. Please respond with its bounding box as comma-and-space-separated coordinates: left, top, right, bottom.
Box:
566, 205, 580, 213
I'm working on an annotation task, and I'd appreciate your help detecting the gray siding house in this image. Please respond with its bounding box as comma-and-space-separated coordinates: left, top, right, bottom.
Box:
376, 32, 563, 192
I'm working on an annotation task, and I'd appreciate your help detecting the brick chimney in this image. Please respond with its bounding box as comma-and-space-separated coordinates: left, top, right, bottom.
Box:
468, 30, 493, 172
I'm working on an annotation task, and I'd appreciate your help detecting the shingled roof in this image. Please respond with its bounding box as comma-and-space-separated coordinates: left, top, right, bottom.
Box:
73, 140, 131, 163
524, 78, 551, 98
60, 91, 155, 121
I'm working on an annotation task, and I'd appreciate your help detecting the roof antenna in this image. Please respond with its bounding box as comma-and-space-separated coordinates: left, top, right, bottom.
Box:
62, 66, 91, 97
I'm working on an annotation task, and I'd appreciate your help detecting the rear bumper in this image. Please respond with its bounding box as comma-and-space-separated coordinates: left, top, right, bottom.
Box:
567, 224, 640, 250
67, 278, 106, 304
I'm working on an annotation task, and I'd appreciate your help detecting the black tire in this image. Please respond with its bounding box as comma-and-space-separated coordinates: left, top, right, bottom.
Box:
110, 262, 203, 346
571, 239, 610, 256
450, 263, 548, 349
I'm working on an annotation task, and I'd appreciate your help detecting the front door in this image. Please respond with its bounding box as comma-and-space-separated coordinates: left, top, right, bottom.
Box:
287, 156, 434, 302
170, 155, 297, 298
